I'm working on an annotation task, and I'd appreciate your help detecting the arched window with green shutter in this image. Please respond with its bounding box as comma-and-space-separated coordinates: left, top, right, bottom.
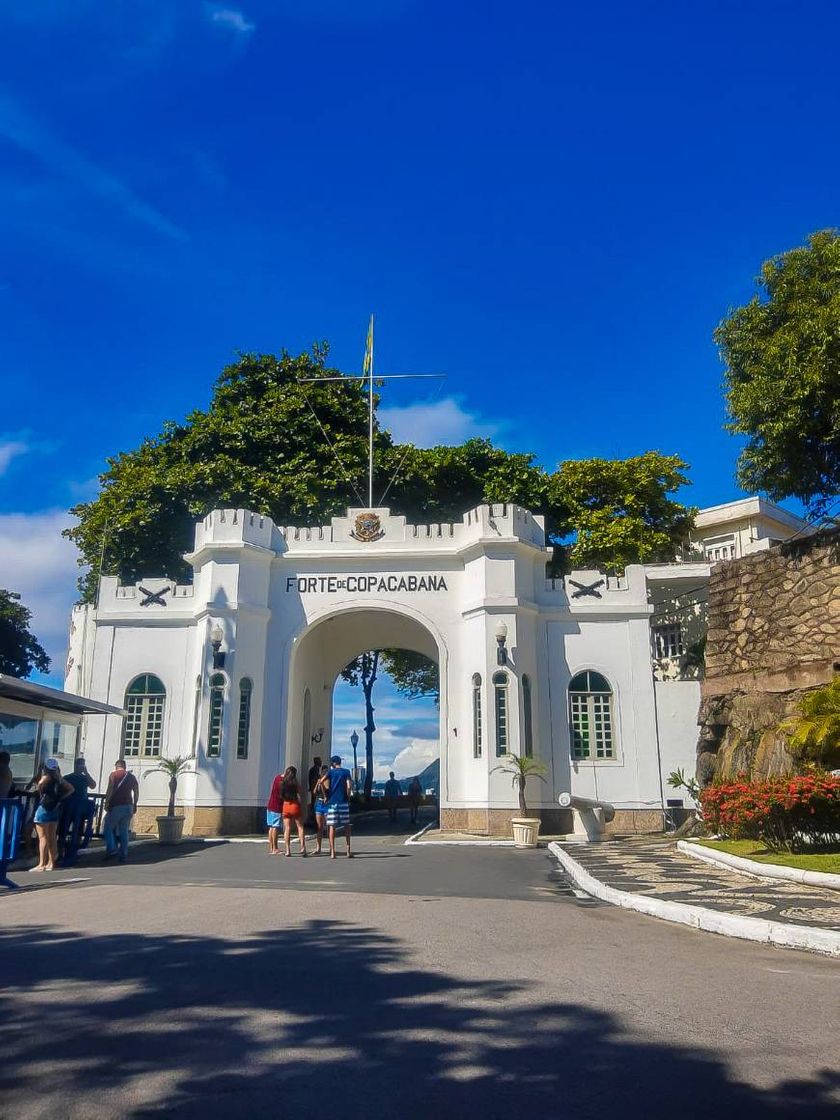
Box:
493, 671, 509, 756
472, 673, 482, 758
522, 674, 533, 758
207, 673, 225, 758
237, 678, 252, 760
568, 671, 615, 760
122, 674, 166, 758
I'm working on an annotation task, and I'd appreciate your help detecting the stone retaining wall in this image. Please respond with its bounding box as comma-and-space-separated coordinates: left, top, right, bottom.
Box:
698, 530, 839, 782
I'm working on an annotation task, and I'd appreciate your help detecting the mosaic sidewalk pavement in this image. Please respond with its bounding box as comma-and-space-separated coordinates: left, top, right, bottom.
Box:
564, 838, 840, 931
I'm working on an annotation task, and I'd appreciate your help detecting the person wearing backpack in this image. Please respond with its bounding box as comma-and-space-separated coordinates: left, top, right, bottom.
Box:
102, 759, 139, 864
32, 758, 73, 872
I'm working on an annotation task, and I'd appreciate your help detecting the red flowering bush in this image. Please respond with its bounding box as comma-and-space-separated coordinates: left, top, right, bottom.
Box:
699, 773, 840, 852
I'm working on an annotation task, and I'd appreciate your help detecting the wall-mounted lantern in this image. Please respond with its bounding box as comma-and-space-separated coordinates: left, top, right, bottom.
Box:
311, 727, 324, 744
495, 619, 509, 666
211, 624, 226, 670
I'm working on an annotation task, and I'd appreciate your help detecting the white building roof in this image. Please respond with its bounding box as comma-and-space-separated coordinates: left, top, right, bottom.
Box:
693, 496, 807, 536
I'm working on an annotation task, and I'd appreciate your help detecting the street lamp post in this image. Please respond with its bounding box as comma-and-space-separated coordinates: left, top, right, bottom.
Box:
350, 729, 359, 792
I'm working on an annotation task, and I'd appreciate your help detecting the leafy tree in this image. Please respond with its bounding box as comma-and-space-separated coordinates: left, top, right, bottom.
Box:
550, 452, 694, 572
381, 650, 439, 703
66, 347, 694, 597
0, 589, 50, 678
66, 347, 385, 599
340, 651, 380, 801
716, 229, 840, 515
386, 440, 551, 525
339, 649, 438, 798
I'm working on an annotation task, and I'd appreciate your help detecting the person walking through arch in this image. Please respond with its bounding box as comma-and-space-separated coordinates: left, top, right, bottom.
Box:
266, 770, 284, 855
384, 771, 401, 823
281, 766, 307, 857
407, 775, 423, 826
325, 754, 353, 859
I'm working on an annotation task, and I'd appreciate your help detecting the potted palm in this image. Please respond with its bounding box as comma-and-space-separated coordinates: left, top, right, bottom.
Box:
492, 754, 548, 847
144, 756, 194, 843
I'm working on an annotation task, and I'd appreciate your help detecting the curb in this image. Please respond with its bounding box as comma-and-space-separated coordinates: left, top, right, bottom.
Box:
548, 842, 840, 958
405, 821, 515, 846
677, 840, 840, 891
404, 821, 438, 845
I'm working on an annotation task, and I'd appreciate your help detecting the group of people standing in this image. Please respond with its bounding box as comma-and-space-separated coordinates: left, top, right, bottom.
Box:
1, 754, 140, 870
266, 755, 353, 858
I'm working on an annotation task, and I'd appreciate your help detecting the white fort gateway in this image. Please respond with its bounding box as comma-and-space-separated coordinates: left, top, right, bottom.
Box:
63, 494, 801, 838
62, 320, 808, 836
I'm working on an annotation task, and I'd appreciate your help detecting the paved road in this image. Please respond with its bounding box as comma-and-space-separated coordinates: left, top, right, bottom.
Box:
2, 821, 839, 1119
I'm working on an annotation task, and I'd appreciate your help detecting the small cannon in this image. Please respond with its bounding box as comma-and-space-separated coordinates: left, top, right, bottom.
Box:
558, 792, 615, 843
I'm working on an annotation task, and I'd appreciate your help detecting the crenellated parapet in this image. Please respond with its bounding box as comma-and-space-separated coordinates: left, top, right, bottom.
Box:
539, 564, 651, 613
185, 503, 548, 559
189, 508, 281, 557
95, 575, 195, 615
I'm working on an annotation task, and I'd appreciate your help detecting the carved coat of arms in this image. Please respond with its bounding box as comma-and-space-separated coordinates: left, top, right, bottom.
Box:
351, 511, 385, 542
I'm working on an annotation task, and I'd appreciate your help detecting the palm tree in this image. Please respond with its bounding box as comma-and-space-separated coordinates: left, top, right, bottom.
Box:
491, 753, 547, 817
144, 756, 194, 817
781, 679, 840, 768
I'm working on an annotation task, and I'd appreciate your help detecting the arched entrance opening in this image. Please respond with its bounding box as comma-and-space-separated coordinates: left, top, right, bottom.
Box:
332, 648, 439, 803
284, 607, 445, 816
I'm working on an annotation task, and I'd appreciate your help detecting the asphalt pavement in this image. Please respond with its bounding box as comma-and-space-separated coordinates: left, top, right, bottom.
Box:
2, 813, 839, 1119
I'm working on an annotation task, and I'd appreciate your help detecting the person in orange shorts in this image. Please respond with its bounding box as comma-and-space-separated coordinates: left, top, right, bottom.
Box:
280, 766, 307, 857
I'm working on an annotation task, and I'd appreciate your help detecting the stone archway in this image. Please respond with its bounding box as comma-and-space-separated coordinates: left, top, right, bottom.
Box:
284, 605, 446, 797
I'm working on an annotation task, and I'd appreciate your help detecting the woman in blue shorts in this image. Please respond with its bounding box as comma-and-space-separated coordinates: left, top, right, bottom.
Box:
32, 758, 73, 872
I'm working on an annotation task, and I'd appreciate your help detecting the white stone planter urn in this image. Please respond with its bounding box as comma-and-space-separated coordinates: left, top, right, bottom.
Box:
156, 815, 185, 844
491, 754, 549, 850
511, 817, 541, 848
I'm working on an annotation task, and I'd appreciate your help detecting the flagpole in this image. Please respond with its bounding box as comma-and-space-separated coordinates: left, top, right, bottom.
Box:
368, 314, 374, 509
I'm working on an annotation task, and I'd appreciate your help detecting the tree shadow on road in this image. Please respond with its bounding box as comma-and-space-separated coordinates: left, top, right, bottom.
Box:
1, 920, 837, 1119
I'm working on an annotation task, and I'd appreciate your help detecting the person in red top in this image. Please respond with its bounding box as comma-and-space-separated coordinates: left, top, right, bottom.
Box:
266, 772, 284, 855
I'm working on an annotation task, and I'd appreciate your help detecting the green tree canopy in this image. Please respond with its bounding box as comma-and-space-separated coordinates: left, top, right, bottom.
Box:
66, 346, 383, 600
716, 229, 840, 515
380, 650, 439, 703
550, 452, 694, 572
0, 589, 50, 678
66, 345, 694, 597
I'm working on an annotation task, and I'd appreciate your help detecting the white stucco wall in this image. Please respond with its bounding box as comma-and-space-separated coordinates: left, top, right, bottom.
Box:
655, 680, 701, 808
66, 504, 707, 826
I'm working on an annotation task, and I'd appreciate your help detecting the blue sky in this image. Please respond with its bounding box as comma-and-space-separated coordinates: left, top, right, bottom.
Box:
0, 1, 838, 766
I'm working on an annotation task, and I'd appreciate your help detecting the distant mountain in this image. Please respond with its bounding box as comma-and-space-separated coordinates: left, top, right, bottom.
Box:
371, 757, 440, 793
416, 758, 439, 788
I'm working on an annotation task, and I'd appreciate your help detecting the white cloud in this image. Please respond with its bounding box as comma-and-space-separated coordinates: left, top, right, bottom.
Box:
0, 439, 28, 475
0, 93, 185, 241
379, 396, 501, 448
0, 510, 82, 679
207, 6, 255, 33
374, 738, 438, 781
